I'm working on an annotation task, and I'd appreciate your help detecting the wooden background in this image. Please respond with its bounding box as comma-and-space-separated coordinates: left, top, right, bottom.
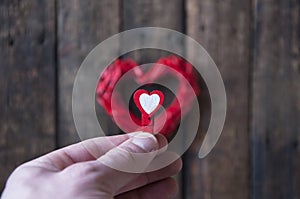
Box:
0, 0, 299, 198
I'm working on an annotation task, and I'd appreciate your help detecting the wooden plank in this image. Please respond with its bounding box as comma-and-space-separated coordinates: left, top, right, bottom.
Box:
57, 0, 120, 147
292, 1, 300, 198
122, 0, 184, 63
0, 0, 56, 192
184, 0, 252, 198
122, 1, 184, 198
252, 0, 300, 198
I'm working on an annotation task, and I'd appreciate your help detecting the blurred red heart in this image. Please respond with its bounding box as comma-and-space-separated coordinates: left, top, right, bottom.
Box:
96, 55, 201, 140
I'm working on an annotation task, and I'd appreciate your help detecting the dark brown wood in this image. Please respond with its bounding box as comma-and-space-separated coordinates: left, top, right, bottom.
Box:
1, 0, 299, 198
57, 0, 120, 147
293, 1, 300, 198
0, 0, 56, 192
123, 0, 183, 31
184, 0, 252, 198
252, 0, 300, 198
122, 0, 184, 63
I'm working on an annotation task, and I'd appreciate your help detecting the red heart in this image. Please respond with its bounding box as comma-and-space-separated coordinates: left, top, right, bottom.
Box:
134, 90, 164, 117
96, 55, 201, 140
133, 89, 164, 126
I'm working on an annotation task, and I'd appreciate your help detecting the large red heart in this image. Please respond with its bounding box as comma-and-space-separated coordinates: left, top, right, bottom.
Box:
96, 55, 201, 140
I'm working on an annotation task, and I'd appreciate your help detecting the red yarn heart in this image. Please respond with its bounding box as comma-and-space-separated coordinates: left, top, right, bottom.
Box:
96, 55, 201, 139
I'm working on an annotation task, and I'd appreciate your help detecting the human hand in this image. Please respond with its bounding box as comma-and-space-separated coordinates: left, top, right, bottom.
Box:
1, 132, 182, 199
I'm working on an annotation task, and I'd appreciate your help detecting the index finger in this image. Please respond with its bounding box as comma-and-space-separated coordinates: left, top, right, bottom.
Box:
33, 133, 131, 170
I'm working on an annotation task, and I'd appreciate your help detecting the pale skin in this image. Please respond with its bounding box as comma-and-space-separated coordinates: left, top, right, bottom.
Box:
1, 132, 182, 199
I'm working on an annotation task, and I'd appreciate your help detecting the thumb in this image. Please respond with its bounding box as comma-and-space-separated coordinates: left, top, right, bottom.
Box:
94, 132, 161, 192
98, 132, 159, 173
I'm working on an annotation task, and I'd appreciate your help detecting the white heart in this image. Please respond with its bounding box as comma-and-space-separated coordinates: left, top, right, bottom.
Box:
139, 93, 160, 114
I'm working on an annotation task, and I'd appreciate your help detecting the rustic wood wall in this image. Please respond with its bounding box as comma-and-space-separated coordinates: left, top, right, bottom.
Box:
0, 0, 56, 193
0, 0, 299, 198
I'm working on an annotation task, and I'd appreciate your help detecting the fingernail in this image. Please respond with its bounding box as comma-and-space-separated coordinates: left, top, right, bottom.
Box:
131, 132, 158, 152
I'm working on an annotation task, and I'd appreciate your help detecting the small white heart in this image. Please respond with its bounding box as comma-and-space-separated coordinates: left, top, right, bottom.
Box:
139, 93, 160, 114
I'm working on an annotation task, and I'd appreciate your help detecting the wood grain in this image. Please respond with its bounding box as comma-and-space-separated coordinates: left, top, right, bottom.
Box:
1, 0, 299, 198
292, 1, 300, 198
252, 0, 300, 198
184, 0, 252, 198
122, 0, 184, 63
0, 0, 56, 192
57, 0, 120, 147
